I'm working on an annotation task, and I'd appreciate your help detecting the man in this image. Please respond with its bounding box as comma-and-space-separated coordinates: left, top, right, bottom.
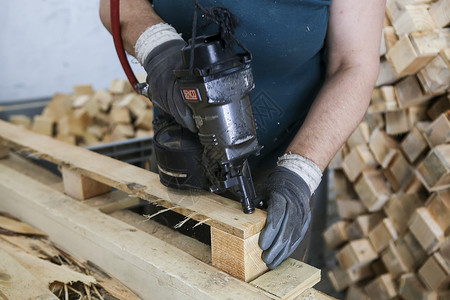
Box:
100, 0, 385, 269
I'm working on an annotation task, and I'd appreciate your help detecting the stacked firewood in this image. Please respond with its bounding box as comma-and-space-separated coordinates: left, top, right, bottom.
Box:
8, 79, 154, 146
325, 1, 449, 299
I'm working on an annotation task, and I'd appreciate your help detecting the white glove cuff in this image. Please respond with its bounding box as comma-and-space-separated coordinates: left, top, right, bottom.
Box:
277, 153, 322, 194
134, 23, 184, 65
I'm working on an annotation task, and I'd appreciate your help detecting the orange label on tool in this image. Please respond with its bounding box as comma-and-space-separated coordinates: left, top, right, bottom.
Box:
182, 89, 200, 101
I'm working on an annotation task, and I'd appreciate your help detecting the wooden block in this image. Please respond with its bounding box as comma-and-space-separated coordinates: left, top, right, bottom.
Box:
0, 143, 9, 159
370, 258, 389, 276
135, 129, 154, 138
249, 258, 320, 299
428, 95, 450, 120
82, 132, 100, 146
56, 134, 76, 145
31, 115, 54, 136
409, 207, 445, 254
386, 0, 435, 22
323, 221, 349, 250
211, 228, 267, 282
426, 190, 450, 234
61, 167, 111, 200
347, 264, 374, 284
73, 84, 94, 95
376, 58, 401, 87
381, 242, 411, 278
336, 239, 378, 271
401, 125, 429, 163
57, 115, 84, 137
364, 273, 397, 300
72, 94, 91, 109
410, 29, 450, 56
392, 5, 436, 37
8, 114, 31, 129
116, 93, 150, 117
347, 285, 371, 300
440, 236, 450, 266
429, 0, 450, 28
333, 170, 356, 198
336, 198, 367, 220
346, 213, 384, 240
385, 109, 411, 135
73, 108, 92, 128
407, 105, 428, 128
364, 113, 385, 132
395, 75, 434, 108
399, 273, 438, 300
328, 147, 344, 170
327, 267, 351, 292
111, 124, 135, 141
380, 26, 398, 56
383, 151, 414, 192
347, 122, 370, 149
404, 174, 429, 198
368, 218, 399, 253
418, 253, 450, 291
416, 144, 450, 191
110, 79, 133, 94
42, 93, 71, 121
93, 89, 113, 112
399, 231, 428, 268
368, 128, 399, 168
134, 109, 154, 131
86, 125, 105, 140
386, 34, 436, 76
354, 170, 392, 212
417, 52, 450, 94
384, 194, 423, 234
342, 144, 377, 182
422, 112, 450, 148
110, 107, 131, 124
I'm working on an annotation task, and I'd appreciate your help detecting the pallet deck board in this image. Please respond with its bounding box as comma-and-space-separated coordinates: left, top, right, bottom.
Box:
0, 119, 266, 240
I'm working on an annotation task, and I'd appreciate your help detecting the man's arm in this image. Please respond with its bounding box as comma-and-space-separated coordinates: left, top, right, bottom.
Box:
99, 0, 163, 56
286, 0, 386, 171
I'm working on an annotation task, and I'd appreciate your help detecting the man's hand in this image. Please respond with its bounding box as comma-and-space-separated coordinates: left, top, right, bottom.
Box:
259, 166, 312, 269
136, 24, 197, 132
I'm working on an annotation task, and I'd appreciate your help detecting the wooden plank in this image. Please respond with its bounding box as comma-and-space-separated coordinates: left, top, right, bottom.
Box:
249, 259, 321, 300
0, 119, 266, 239
0, 162, 273, 300
0, 248, 58, 299
416, 144, 450, 192
211, 227, 267, 282
0, 215, 47, 236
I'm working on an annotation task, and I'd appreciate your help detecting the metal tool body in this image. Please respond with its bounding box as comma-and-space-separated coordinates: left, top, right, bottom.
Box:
174, 34, 262, 214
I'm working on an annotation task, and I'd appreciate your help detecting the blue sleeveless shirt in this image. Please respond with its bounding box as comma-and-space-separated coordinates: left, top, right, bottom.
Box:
153, 0, 331, 168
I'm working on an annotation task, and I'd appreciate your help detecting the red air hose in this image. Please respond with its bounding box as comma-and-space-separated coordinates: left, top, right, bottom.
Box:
110, 0, 139, 93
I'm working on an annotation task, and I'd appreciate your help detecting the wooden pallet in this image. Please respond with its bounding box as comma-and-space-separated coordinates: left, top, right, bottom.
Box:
0, 120, 332, 300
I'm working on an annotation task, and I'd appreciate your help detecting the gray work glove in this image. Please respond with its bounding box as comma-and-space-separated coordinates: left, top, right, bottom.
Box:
142, 39, 197, 132
259, 166, 312, 269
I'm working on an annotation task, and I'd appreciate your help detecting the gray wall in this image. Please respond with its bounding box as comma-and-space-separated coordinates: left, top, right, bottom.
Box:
0, 0, 145, 102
